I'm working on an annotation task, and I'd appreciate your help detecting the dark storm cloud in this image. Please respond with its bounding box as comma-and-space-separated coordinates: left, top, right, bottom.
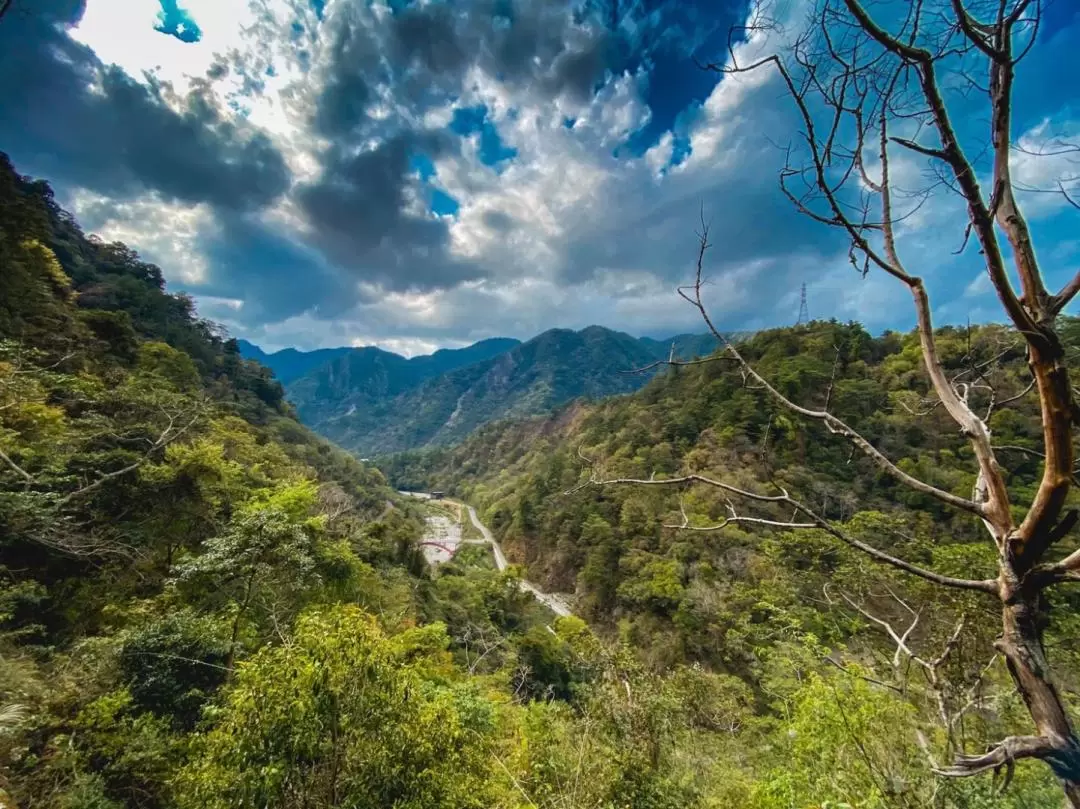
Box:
308, 6, 384, 137
292, 0, 624, 294
312, 70, 372, 137
0, 0, 289, 211
390, 3, 470, 76
296, 133, 483, 292
0, 0, 897, 349
195, 214, 360, 323
309, 0, 617, 137
545, 40, 609, 103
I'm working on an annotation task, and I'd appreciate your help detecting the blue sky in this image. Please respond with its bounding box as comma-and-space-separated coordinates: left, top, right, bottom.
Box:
0, 0, 1077, 355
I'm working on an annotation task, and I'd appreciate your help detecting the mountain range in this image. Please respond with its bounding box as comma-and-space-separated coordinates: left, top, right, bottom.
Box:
239, 328, 719, 455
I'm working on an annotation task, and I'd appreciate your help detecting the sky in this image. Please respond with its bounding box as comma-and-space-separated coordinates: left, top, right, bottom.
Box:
0, 0, 1078, 355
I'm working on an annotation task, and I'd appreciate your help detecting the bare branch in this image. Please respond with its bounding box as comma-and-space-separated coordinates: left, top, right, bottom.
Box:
935, 735, 1053, 779
0, 445, 33, 488
950, 0, 1008, 61
890, 135, 948, 159
1059, 182, 1080, 211
824, 655, 904, 693
621, 354, 733, 376
1050, 270, 1080, 315
58, 404, 204, 505
838, 589, 922, 667
678, 226, 988, 521
988, 378, 1036, 419
664, 495, 816, 531
841, 0, 933, 62
581, 471, 998, 594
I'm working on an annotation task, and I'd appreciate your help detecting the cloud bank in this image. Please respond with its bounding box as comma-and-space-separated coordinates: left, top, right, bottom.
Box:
1, 0, 1077, 352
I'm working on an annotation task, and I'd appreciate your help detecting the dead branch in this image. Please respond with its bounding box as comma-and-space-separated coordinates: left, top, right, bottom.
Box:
581, 470, 998, 594
59, 401, 206, 505
679, 224, 987, 521
935, 734, 1053, 779
0, 445, 33, 488
621, 355, 735, 376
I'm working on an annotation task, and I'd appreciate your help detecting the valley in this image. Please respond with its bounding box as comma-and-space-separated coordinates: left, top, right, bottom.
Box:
4, 0, 1080, 804
241, 328, 722, 455
405, 491, 574, 617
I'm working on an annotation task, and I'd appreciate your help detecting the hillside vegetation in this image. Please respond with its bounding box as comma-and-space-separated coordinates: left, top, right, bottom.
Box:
384, 318, 1080, 803
284, 326, 719, 455
0, 155, 733, 809
387, 319, 1080, 656
7, 150, 1070, 807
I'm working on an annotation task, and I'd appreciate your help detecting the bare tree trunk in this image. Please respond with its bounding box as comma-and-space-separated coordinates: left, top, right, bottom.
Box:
998, 591, 1080, 803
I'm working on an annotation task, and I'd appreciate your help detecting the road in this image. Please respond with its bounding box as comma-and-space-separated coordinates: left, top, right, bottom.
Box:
463, 505, 574, 617
400, 491, 574, 618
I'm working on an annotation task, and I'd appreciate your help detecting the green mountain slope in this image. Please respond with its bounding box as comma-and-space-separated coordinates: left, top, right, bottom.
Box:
377, 317, 1080, 804
295, 326, 656, 453
298, 325, 698, 455
0, 154, 528, 807
382, 318, 1080, 664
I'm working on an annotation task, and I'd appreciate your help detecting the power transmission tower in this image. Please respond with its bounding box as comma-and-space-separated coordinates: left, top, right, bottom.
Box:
796, 283, 809, 325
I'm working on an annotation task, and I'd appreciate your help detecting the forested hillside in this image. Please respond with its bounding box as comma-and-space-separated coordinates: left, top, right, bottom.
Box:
294, 326, 720, 456
0, 155, 744, 809
6, 149, 1070, 807
281, 335, 523, 450
384, 318, 1080, 804
386, 320, 1080, 654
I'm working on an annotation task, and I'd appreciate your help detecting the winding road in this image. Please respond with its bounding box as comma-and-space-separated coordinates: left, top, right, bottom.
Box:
462, 505, 574, 617
401, 492, 574, 618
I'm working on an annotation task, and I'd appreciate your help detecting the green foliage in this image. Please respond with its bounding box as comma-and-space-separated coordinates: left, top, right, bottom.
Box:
0, 155, 434, 809
119, 611, 229, 728
291, 326, 717, 457
388, 319, 1073, 671
381, 318, 1080, 806
176, 606, 502, 809
3, 150, 1077, 809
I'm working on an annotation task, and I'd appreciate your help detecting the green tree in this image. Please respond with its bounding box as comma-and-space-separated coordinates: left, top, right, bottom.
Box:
176, 606, 504, 809
173, 482, 325, 669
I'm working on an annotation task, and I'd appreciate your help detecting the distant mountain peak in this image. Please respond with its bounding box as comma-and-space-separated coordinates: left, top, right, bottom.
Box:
281, 326, 714, 456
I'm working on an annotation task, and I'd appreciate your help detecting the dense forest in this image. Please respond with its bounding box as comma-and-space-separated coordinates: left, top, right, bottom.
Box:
6, 142, 1076, 807
0, 154, 749, 809
384, 317, 1080, 804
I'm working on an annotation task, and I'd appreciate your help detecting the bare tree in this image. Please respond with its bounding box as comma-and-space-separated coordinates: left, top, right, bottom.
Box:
583, 0, 1080, 800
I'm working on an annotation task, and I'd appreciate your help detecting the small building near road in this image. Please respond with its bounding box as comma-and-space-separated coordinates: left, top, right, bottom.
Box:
431, 491, 445, 500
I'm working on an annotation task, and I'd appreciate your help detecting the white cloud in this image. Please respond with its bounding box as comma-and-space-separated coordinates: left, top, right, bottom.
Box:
71, 189, 216, 284
1011, 119, 1080, 217
43, 0, 1080, 352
